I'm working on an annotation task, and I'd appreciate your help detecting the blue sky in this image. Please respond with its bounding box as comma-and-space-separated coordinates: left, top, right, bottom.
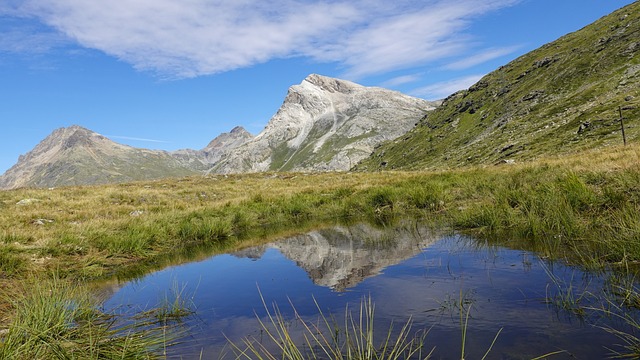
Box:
0, 0, 636, 174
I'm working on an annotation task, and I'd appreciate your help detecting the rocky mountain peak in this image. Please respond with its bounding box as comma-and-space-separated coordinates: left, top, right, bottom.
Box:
302, 74, 360, 94
56, 125, 106, 150
212, 74, 438, 174
229, 126, 248, 135
203, 126, 252, 152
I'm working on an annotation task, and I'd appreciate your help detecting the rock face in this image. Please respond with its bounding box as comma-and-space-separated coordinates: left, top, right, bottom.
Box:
212, 74, 437, 173
0, 125, 197, 189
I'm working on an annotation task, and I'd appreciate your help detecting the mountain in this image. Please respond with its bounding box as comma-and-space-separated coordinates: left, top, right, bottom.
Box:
170, 126, 253, 171
356, 1, 640, 171
231, 223, 439, 292
0, 74, 435, 189
212, 74, 438, 173
0, 126, 198, 189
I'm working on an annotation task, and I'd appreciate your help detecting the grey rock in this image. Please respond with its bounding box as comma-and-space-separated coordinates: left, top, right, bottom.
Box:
213, 74, 437, 173
16, 198, 40, 205
170, 126, 253, 171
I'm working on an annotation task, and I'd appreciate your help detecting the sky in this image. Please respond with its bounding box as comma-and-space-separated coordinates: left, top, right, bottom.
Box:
0, 0, 636, 174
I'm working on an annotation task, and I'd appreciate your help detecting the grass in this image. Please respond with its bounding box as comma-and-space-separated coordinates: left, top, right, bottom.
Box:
0, 276, 173, 359
230, 292, 567, 360
356, 1, 640, 172
1, 143, 640, 357
143, 280, 196, 324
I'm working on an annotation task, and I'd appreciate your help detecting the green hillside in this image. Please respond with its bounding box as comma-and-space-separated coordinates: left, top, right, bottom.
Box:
356, 1, 640, 171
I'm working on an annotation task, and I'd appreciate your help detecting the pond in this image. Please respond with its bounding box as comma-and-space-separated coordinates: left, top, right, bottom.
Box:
101, 222, 638, 359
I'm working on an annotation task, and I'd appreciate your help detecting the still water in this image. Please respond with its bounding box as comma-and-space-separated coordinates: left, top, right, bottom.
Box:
102, 223, 635, 359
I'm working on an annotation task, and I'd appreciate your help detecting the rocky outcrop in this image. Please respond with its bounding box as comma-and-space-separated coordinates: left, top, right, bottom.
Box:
212, 74, 437, 173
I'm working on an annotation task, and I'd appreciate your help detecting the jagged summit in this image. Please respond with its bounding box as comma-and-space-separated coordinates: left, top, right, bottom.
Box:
301, 74, 361, 94
203, 126, 252, 151
13, 125, 127, 166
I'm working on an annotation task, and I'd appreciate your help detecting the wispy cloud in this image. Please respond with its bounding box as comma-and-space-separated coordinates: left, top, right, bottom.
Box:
444, 46, 521, 70
6, 0, 520, 78
379, 73, 424, 88
106, 135, 170, 143
411, 74, 485, 100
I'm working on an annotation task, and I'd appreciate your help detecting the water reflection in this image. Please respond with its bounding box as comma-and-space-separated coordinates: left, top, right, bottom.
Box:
234, 223, 438, 291
101, 222, 637, 359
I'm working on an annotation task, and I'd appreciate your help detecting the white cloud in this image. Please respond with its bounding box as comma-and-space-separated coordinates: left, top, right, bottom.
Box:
0, 27, 65, 53
411, 74, 485, 100
7, 0, 520, 78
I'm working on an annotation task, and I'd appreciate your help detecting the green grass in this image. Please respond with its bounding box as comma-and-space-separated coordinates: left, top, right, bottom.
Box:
2, 145, 640, 285
0, 277, 172, 359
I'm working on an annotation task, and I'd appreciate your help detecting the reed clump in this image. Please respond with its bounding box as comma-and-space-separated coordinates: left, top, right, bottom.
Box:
0, 277, 172, 359
231, 295, 432, 360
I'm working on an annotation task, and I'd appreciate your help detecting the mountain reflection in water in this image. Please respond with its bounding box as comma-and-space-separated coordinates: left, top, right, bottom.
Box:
232, 223, 438, 291
102, 222, 636, 359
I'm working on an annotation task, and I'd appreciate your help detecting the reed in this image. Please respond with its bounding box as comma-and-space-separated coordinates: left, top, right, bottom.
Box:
0, 276, 172, 359
230, 294, 432, 360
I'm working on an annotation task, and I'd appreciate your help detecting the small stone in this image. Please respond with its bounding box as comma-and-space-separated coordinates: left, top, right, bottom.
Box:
129, 210, 144, 217
16, 199, 40, 206
577, 121, 591, 134
33, 218, 54, 225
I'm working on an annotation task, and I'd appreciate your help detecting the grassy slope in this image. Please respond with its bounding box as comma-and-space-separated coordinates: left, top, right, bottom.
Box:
357, 1, 640, 171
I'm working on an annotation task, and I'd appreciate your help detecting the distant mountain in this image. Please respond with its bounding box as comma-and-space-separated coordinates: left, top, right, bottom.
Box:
356, 1, 640, 171
1, 74, 436, 189
212, 74, 438, 173
0, 125, 197, 189
170, 126, 253, 171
